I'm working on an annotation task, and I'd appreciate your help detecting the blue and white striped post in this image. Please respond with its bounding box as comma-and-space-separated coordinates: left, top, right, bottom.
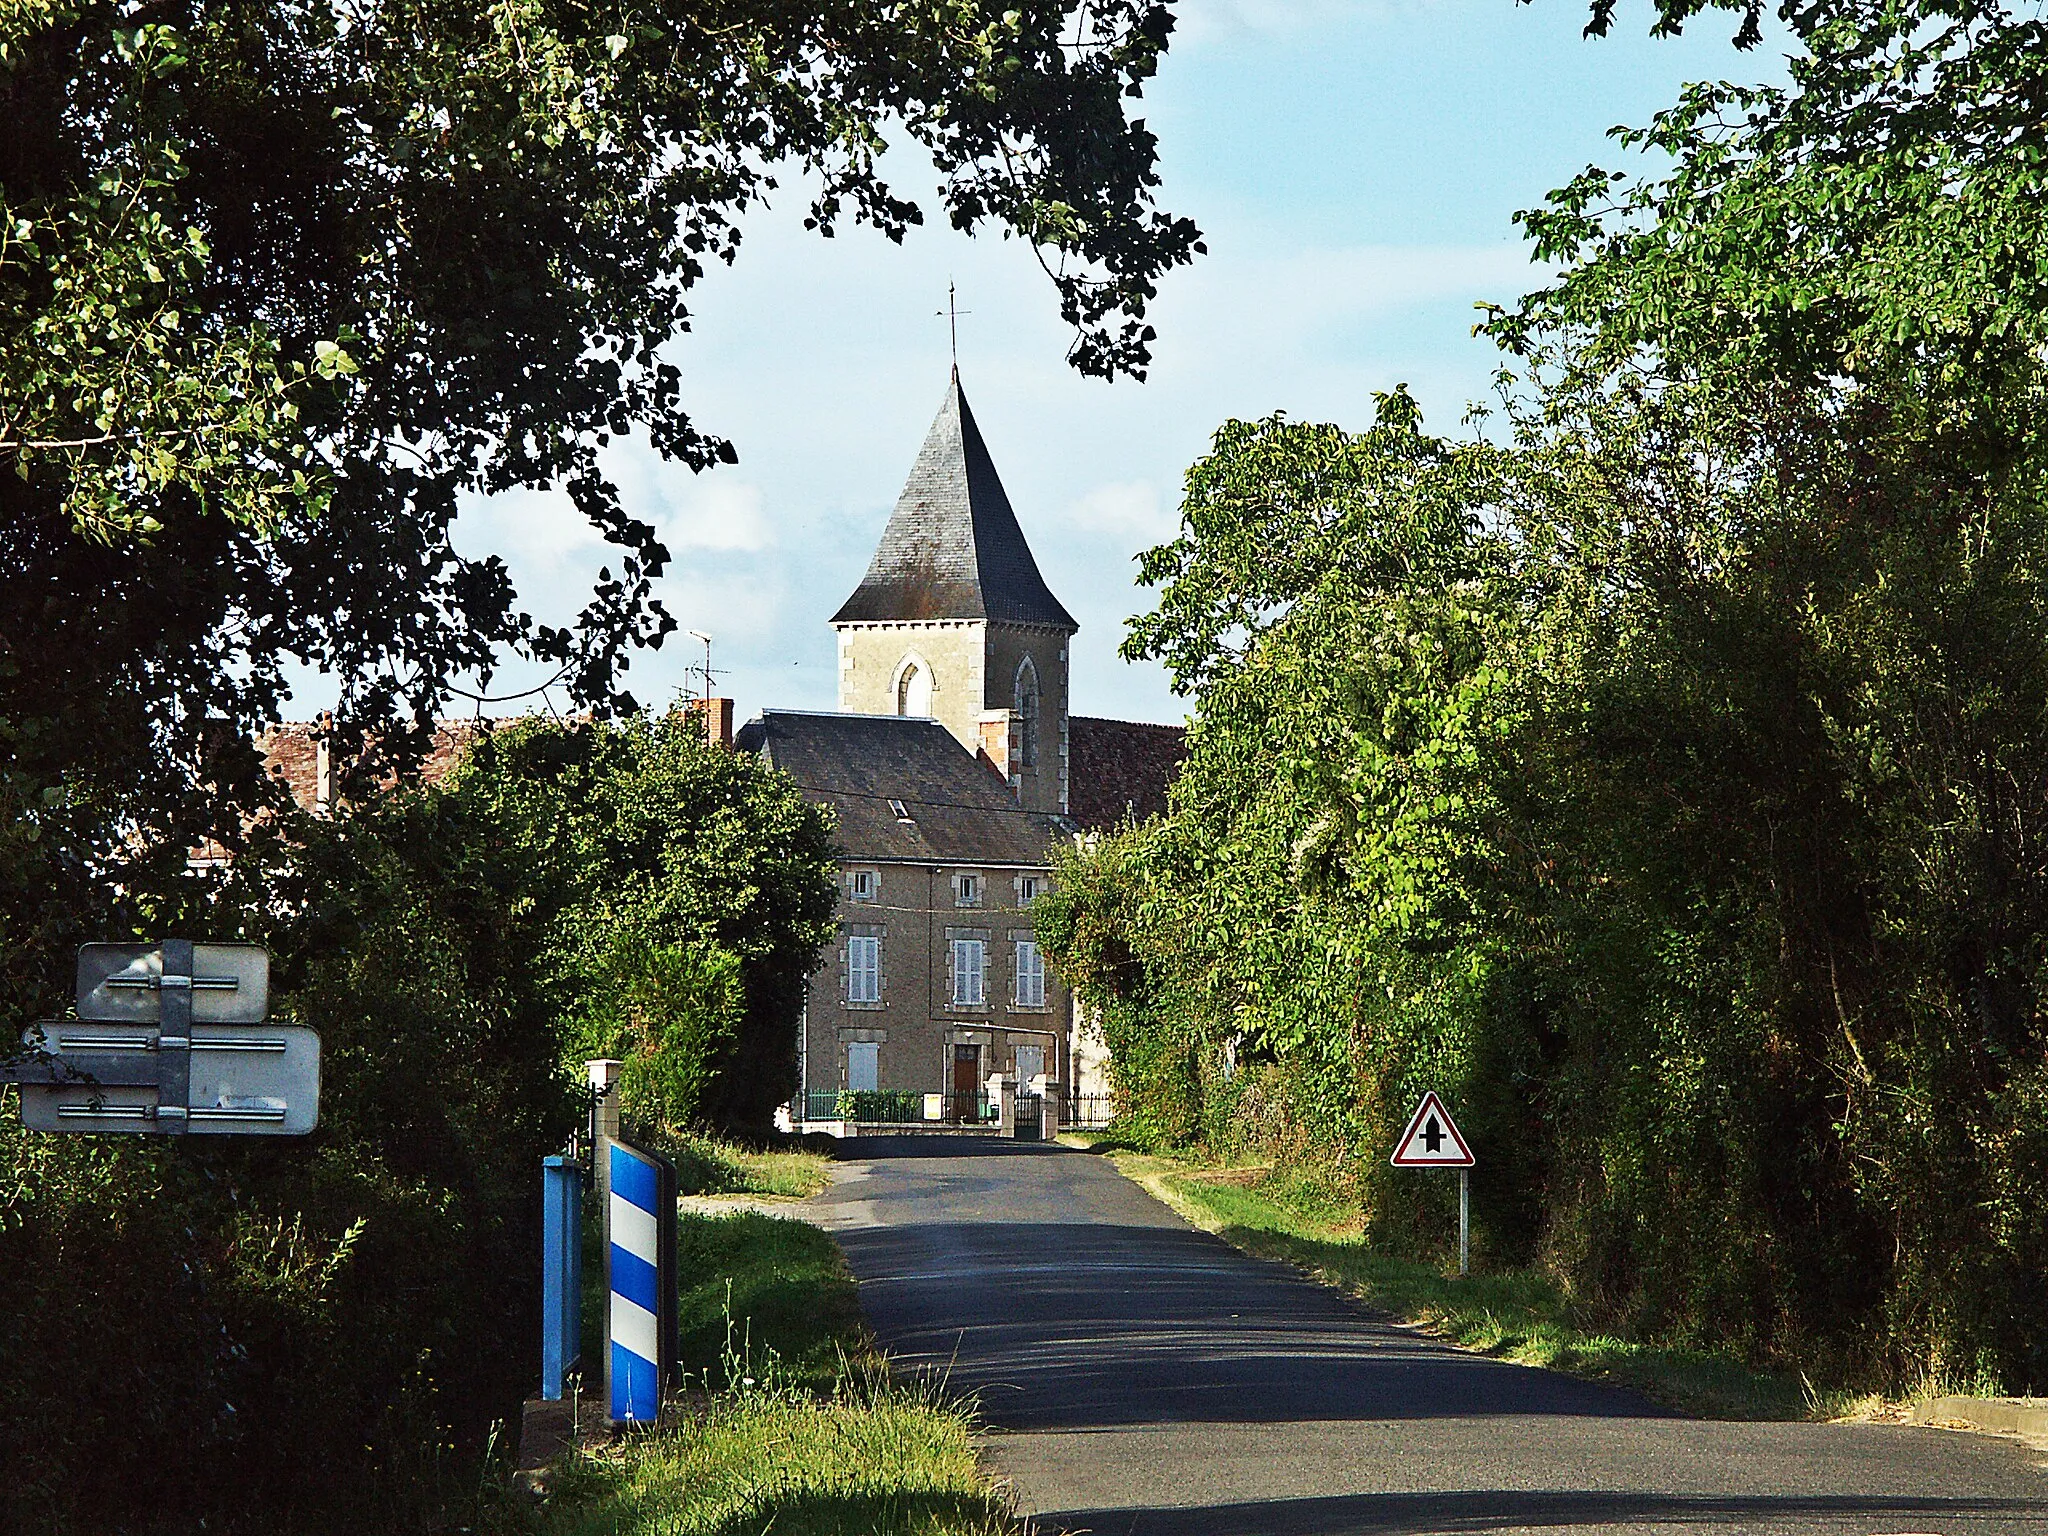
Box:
605, 1139, 676, 1424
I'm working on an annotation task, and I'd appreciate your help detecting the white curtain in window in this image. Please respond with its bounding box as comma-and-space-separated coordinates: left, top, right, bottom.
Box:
1015, 940, 1046, 1007
847, 935, 879, 1003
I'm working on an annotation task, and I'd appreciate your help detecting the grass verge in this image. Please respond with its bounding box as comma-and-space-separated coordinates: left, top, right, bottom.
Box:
529, 1155, 1012, 1536
530, 1371, 1011, 1536
676, 1211, 866, 1391
1098, 1145, 1820, 1421
668, 1134, 834, 1200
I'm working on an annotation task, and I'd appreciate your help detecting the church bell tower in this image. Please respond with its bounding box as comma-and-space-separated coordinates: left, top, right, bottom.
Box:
832, 370, 1077, 816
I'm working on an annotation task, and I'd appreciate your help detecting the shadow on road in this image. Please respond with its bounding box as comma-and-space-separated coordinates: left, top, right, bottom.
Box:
1029, 1488, 2048, 1534
821, 1139, 1667, 1431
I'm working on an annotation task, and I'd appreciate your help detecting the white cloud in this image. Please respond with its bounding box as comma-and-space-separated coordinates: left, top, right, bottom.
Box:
667, 478, 773, 551
604, 440, 775, 552
453, 484, 600, 568
1064, 480, 1178, 546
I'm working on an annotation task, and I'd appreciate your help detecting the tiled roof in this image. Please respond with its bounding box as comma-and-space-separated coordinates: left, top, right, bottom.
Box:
831, 371, 1078, 631
258, 718, 491, 813
1067, 716, 1187, 830
737, 710, 1068, 866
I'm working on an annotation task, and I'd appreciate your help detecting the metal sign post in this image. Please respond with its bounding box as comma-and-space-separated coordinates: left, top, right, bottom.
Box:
2, 942, 318, 1136
1390, 1091, 1476, 1277
541, 1155, 584, 1402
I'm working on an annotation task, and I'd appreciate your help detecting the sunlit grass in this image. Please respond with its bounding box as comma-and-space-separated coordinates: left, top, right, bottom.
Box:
533, 1376, 1009, 1536
676, 1211, 869, 1391
668, 1135, 833, 1199
1107, 1148, 1812, 1421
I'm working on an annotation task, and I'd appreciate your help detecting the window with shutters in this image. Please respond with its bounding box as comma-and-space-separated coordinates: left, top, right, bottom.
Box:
1014, 940, 1046, 1008
950, 938, 986, 1006
847, 935, 880, 1004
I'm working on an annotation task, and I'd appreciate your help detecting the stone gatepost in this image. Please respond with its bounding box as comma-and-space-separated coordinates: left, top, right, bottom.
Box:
1029, 1073, 1062, 1140
987, 1072, 1016, 1137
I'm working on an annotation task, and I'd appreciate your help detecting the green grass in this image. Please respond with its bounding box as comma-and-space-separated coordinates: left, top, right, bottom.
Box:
667, 1135, 833, 1199
530, 1373, 1010, 1536
676, 1211, 867, 1391
1105, 1148, 1818, 1421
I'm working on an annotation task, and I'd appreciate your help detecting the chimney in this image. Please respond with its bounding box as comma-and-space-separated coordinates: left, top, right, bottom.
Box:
978, 709, 1021, 800
313, 711, 335, 817
687, 697, 735, 748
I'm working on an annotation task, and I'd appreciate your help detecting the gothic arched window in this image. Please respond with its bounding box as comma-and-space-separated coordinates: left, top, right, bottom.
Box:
1014, 657, 1040, 769
896, 657, 933, 717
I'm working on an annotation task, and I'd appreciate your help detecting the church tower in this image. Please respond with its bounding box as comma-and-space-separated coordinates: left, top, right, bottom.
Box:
833, 370, 1077, 816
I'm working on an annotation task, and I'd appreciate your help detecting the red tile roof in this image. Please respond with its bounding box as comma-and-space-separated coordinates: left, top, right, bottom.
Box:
1067, 716, 1186, 831
257, 718, 494, 814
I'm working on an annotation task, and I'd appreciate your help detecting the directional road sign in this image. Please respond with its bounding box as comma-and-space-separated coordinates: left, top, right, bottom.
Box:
76, 942, 270, 1024
1390, 1091, 1474, 1167
3, 940, 317, 1136
15, 1020, 321, 1135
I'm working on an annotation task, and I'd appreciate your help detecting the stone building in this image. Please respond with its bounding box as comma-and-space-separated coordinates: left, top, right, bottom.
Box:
736, 709, 1070, 1116
829, 368, 1078, 818
742, 370, 1087, 1117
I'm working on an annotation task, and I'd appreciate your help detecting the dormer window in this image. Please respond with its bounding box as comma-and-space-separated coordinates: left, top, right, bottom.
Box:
889, 799, 912, 822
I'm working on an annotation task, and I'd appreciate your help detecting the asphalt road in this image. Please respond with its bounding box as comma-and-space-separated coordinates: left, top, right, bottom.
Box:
801, 1136, 2048, 1536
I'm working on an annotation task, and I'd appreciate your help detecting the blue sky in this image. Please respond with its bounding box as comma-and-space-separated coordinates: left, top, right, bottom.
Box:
424, 0, 1781, 728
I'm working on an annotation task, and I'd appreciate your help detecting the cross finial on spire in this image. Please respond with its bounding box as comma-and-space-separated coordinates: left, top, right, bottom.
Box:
938, 280, 970, 370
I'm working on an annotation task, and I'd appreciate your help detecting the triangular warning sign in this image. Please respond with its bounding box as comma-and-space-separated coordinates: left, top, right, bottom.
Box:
1390, 1091, 1474, 1167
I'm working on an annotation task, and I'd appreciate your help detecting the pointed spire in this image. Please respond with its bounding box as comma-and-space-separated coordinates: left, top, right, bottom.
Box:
832, 374, 1077, 630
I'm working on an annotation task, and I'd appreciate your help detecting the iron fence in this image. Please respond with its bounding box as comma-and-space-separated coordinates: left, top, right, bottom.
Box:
801, 1089, 996, 1125
1061, 1094, 1117, 1130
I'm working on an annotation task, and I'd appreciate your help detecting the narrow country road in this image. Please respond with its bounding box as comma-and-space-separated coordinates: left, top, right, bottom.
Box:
801, 1137, 2048, 1536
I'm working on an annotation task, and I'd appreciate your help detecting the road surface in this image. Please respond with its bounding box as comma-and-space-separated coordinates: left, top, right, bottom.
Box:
801, 1136, 2048, 1535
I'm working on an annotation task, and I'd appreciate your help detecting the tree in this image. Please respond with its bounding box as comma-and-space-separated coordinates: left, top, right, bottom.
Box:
1063, 0, 2048, 1389
0, 0, 1200, 1008
448, 714, 839, 1132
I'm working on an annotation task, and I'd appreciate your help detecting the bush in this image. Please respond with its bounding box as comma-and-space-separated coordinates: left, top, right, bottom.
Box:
0, 791, 574, 1533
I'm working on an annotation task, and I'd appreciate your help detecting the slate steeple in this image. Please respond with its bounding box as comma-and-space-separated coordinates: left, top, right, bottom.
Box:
831, 371, 1077, 630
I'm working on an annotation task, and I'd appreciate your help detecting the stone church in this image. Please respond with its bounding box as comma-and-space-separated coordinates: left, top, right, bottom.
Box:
737, 370, 1183, 1123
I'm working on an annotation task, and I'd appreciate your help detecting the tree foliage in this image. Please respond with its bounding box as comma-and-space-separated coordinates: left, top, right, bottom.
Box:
1046, 0, 2048, 1390
0, 715, 833, 1530
0, 0, 1199, 1022
449, 714, 838, 1134
1, 790, 574, 1533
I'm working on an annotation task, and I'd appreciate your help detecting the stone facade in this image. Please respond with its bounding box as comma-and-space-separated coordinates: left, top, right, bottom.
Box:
835, 620, 1072, 815
805, 861, 1067, 1108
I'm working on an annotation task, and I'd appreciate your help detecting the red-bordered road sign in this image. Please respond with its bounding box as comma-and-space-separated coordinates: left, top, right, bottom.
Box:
1389, 1091, 1474, 1167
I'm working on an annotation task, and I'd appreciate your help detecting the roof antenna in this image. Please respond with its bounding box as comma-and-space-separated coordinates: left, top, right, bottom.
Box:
938, 279, 970, 378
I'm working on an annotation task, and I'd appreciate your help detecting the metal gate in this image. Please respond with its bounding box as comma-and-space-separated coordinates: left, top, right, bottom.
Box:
1013, 1092, 1043, 1141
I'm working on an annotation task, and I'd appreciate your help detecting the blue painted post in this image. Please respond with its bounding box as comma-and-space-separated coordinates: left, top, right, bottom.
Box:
541, 1155, 582, 1401
607, 1140, 666, 1423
